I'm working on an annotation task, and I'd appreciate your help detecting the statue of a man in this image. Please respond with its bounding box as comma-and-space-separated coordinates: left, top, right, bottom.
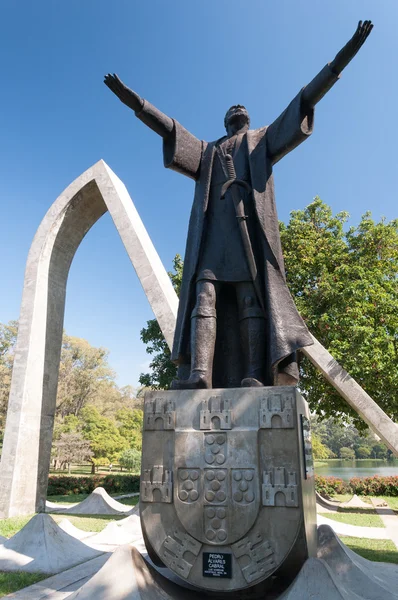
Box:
105, 20, 372, 390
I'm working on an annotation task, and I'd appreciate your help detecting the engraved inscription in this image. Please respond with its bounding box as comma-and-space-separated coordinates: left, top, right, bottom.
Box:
262, 467, 298, 507
204, 468, 227, 503
232, 469, 255, 504
161, 530, 201, 579
204, 506, 228, 544
145, 397, 175, 430
177, 468, 200, 503
200, 396, 232, 430
141, 465, 172, 503
204, 433, 227, 466
259, 393, 294, 429
232, 533, 275, 583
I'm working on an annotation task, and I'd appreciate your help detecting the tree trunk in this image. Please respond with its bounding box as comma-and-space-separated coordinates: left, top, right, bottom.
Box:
91, 462, 96, 474
68, 462, 71, 474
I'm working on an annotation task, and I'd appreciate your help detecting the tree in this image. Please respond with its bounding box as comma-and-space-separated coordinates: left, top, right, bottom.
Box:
340, 447, 355, 460
80, 406, 128, 473
139, 255, 182, 388
280, 198, 398, 429
356, 446, 371, 459
56, 335, 115, 418
311, 414, 388, 459
119, 448, 141, 472
116, 408, 143, 451
311, 434, 331, 460
140, 200, 398, 429
52, 432, 93, 473
0, 320, 18, 443
371, 443, 387, 459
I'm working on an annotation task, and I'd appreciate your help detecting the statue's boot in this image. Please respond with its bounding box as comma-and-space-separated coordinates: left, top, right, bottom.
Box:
240, 316, 266, 387
171, 315, 216, 389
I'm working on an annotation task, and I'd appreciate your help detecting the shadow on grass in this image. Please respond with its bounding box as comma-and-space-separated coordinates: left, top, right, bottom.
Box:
340, 536, 398, 564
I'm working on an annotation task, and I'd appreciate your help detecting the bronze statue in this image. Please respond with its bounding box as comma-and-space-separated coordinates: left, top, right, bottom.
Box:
105, 20, 372, 390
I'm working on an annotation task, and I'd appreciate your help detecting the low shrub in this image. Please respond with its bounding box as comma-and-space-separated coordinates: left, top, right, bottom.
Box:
349, 475, 398, 497
47, 474, 140, 496
315, 475, 349, 496
315, 475, 398, 497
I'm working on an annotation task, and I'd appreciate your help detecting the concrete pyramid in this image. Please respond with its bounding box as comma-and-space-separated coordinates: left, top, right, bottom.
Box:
57, 518, 94, 540
0, 514, 103, 573
279, 558, 347, 599
341, 494, 371, 508
279, 525, 398, 599
59, 487, 135, 515
45, 500, 71, 513
67, 544, 202, 599
317, 524, 398, 598
86, 514, 142, 547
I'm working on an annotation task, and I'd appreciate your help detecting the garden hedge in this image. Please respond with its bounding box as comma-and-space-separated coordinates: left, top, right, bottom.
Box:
47, 473, 398, 498
315, 475, 398, 497
47, 474, 140, 496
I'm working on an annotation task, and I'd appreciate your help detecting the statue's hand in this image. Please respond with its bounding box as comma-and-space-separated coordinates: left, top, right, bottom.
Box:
104, 73, 144, 112
330, 20, 373, 75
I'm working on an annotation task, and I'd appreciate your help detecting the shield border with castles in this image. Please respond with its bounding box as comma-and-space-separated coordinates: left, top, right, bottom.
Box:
140, 388, 308, 592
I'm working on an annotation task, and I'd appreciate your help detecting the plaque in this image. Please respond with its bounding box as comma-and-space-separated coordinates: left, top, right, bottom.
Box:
300, 415, 314, 479
203, 552, 232, 578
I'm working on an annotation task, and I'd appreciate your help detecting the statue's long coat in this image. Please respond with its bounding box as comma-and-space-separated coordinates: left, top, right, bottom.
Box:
157, 91, 317, 384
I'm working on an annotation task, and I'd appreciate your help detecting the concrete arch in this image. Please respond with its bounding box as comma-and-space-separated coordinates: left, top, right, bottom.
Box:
0, 160, 177, 518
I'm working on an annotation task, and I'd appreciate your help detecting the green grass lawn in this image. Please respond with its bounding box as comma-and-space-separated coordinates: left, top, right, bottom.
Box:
0, 515, 33, 539
319, 508, 384, 527
0, 513, 123, 538
339, 536, 398, 563
376, 496, 398, 512
52, 514, 121, 532
0, 572, 48, 598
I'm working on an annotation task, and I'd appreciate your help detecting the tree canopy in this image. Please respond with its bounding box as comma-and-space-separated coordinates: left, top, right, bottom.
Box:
139, 199, 398, 430
280, 198, 398, 428
0, 325, 144, 464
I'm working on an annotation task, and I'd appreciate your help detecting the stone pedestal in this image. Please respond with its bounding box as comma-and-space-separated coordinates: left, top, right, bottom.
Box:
140, 387, 316, 596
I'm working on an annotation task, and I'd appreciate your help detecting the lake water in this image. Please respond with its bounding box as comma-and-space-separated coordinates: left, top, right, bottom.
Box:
315, 459, 398, 481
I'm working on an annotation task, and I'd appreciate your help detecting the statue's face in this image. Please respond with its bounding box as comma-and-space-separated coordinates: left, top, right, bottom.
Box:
224, 105, 250, 132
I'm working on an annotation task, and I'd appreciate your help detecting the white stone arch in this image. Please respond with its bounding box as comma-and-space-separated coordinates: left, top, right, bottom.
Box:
0, 160, 177, 518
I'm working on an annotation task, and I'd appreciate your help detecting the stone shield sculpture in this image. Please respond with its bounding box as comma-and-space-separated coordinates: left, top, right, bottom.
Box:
140, 387, 316, 593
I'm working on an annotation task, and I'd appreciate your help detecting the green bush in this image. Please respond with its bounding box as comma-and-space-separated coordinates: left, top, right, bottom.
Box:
316, 475, 398, 497
315, 475, 349, 496
47, 474, 140, 496
349, 475, 398, 497
119, 448, 141, 472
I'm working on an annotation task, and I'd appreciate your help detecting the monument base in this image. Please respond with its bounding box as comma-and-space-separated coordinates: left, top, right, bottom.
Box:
140, 387, 317, 595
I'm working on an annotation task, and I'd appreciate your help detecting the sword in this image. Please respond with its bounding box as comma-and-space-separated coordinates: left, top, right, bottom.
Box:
221, 154, 266, 316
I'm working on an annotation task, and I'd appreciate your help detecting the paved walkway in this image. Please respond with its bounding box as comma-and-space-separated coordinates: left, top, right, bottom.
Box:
316, 513, 388, 539
5, 554, 110, 599
371, 497, 398, 550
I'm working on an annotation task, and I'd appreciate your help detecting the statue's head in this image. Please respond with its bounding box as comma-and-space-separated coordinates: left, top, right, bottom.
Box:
224, 105, 250, 133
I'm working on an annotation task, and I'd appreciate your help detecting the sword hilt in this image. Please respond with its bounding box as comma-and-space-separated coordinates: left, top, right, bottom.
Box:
225, 153, 236, 179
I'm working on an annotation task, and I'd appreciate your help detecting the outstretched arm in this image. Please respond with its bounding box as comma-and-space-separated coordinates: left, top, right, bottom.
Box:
302, 20, 373, 109
104, 73, 203, 180
104, 73, 174, 138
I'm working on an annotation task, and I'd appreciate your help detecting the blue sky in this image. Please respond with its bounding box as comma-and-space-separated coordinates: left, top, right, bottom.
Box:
0, 1, 397, 388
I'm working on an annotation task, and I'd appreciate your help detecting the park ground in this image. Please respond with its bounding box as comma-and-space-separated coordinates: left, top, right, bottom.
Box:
0, 491, 397, 597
